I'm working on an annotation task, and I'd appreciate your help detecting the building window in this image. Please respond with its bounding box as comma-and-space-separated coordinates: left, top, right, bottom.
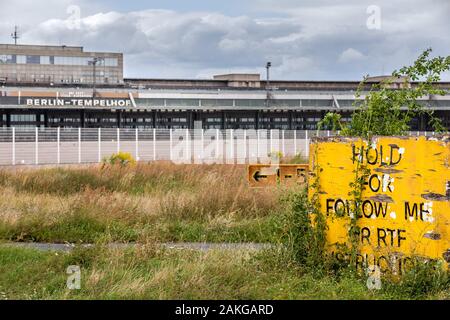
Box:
17, 55, 26, 64
139, 99, 164, 107
104, 58, 118, 67
201, 99, 234, 107
26, 55, 40, 64
166, 99, 199, 107
302, 99, 333, 107
235, 100, 265, 108
51, 56, 118, 67
206, 117, 222, 123
11, 114, 37, 122
0, 55, 16, 64
170, 118, 187, 123
40, 56, 50, 65
337, 100, 356, 107
271, 100, 300, 107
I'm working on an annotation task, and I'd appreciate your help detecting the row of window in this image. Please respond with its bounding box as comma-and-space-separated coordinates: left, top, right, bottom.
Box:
0, 54, 118, 67
3, 112, 442, 130
137, 99, 356, 108
1, 114, 349, 122
123, 118, 153, 123
49, 118, 80, 123
206, 118, 222, 123
0, 73, 121, 84
3, 97, 449, 109
10, 114, 41, 122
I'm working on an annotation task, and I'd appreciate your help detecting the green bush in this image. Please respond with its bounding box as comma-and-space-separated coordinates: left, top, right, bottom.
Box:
383, 259, 449, 299
280, 188, 327, 273
102, 152, 136, 166
268, 151, 283, 161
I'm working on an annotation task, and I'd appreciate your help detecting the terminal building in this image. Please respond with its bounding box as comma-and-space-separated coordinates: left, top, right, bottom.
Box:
0, 44, 449, 130
0, 44, 123, 85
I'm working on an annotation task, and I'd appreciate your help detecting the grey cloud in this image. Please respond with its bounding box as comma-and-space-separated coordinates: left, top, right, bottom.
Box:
0, 1, 448, 80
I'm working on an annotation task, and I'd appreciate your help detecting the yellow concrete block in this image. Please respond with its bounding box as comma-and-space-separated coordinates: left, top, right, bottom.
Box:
309, 136, 450, 271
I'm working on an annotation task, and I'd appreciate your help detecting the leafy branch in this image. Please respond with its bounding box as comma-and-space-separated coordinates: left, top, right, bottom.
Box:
321, 48, 450, 138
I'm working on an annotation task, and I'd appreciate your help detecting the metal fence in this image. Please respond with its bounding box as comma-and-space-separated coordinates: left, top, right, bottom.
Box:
0, 128, 439, 166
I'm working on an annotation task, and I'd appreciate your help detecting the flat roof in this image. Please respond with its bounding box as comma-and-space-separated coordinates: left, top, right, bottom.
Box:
0, 43, 122, 55
123, 78, 450, 91
0, 43, 83, 52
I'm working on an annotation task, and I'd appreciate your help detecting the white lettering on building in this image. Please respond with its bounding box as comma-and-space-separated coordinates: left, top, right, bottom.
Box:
26, 99, 131, 107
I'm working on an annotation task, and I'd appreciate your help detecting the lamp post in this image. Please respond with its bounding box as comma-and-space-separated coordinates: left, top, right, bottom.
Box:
266, 62, 272, 107
11, 26, 20, 45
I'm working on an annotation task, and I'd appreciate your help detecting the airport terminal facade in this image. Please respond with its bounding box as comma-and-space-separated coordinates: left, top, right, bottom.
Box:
1, 44, 450, 131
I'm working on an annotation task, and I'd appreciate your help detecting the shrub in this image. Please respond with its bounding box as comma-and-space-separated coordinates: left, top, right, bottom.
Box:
383, 259, 449, 299
280, 188, 327, 273
318, 49, 450, 138
268, 151, 283, 162
102, 152, 136, 167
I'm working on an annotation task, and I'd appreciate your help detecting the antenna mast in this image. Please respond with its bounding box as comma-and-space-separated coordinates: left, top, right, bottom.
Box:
11, 26, 20, 45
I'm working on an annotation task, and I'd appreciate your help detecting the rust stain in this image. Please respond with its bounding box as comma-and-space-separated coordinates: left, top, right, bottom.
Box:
374, 168, 404, 174
369, 194, 394, 203
444, 250, 450, 263
423, 232, 441, 240
421, 193, 449, 201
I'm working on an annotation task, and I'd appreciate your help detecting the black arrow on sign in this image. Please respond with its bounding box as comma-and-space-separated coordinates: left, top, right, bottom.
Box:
253, 171, 268, 182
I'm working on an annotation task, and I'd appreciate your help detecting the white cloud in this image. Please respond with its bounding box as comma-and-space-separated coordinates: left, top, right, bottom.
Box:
274, 56, 317, 79
338, 48, 366, 63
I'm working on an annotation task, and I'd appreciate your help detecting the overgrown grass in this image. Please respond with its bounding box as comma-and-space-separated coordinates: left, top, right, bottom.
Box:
0, 245, 447, 300
0, 163, 284, 243
0, 163, 447, 300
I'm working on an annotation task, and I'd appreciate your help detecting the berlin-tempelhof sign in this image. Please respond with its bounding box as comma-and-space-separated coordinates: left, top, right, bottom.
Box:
309, 136, 450, 272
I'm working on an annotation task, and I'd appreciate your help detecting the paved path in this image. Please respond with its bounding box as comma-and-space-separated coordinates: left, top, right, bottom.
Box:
0, 242, 274, 252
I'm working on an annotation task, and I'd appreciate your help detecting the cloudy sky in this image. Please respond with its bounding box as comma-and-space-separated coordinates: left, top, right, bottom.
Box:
0, 0, 449, 80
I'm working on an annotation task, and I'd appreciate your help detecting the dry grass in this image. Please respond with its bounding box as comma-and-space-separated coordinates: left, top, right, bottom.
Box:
0, 163, 284, 243
0, 162, 257, 195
